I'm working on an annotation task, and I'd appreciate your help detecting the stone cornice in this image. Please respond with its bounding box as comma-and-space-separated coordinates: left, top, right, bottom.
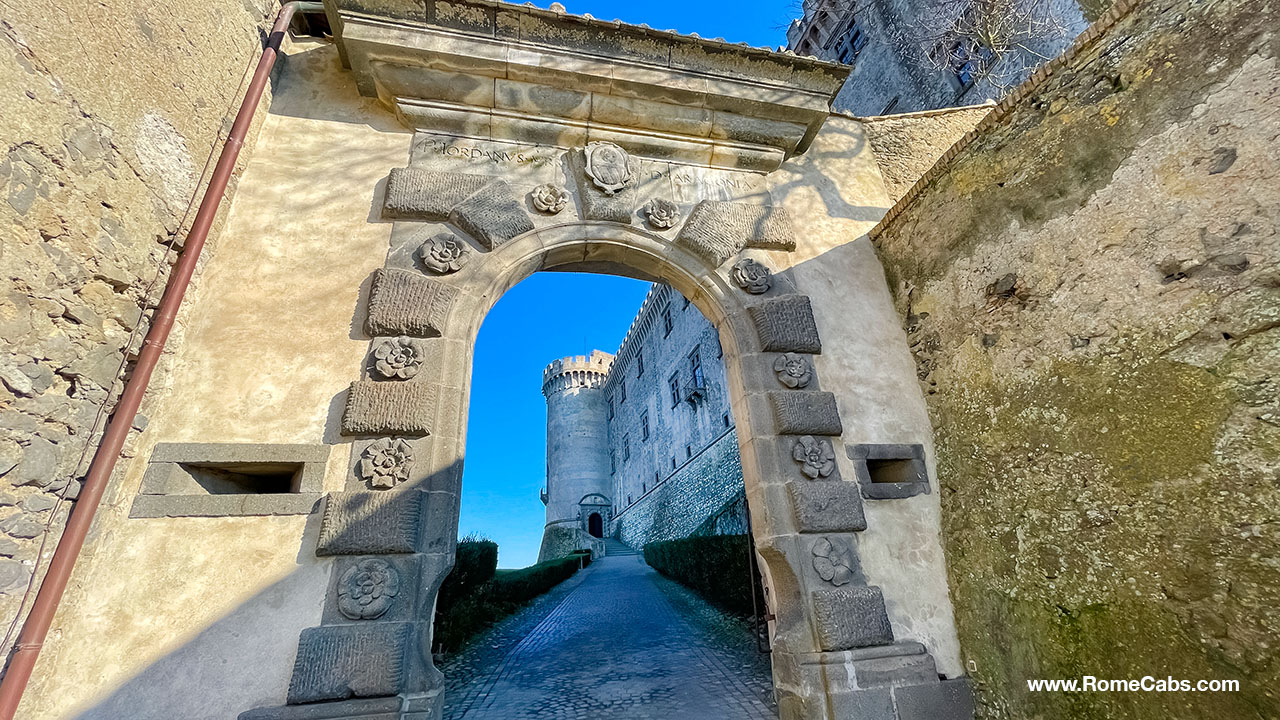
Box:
324, 0, 849, 170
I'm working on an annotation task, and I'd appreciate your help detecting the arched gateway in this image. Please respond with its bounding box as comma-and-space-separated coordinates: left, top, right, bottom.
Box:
21, 2, 972, 719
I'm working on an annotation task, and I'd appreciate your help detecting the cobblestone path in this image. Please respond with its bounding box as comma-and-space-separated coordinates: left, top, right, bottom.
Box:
440, 551, 776, 720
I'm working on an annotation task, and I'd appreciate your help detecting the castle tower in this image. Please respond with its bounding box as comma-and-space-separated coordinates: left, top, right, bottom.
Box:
538, 350, 614, 562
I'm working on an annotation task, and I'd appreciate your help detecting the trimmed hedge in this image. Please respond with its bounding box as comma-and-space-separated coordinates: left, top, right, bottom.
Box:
432, 543, 589, 653
643, 534, 763, 617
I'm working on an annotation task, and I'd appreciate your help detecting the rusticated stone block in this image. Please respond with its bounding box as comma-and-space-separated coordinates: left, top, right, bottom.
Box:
788, 482, 867, 533
449, 179, 535, 250
676, 201, 796, 265
341, 380, 436, 437
316, 490, 423, 556
769, 391, 842, 435
382, 167, 488, 220
748, 295, 822, 353
286, 623, 411, 704
365, 268, 457, 338
811, 586, 894, 651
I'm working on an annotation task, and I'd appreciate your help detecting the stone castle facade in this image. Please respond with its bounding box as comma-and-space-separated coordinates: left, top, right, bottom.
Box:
539, 283, 745, 561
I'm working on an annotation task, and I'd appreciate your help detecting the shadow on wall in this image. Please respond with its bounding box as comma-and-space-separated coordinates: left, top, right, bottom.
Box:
768, 118, 889, 225
63, 459, 462, 720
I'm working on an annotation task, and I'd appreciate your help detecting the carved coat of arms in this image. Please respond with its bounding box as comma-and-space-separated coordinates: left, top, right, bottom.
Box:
584, 141, 634, 196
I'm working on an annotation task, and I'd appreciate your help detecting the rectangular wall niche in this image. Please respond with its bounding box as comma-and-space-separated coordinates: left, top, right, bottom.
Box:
129, 443, 328, 518
846, 443, 931, 500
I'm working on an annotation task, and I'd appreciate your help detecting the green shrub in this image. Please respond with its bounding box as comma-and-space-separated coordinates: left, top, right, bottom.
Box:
436, 536, 497, 620
432, 544, 585, 654
643, 534, 763, 617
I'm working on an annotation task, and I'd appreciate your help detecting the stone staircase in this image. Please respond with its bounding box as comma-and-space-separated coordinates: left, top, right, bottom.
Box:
603, 538, 642, 557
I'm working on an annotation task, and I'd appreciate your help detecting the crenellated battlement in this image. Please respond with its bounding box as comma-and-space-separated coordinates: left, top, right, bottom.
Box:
542, 350, 614, 396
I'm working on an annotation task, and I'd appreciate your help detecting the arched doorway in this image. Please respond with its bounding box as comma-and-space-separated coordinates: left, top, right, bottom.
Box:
587, 513, 603, 539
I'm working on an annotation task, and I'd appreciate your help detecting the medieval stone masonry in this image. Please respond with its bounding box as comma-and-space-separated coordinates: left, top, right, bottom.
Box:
1, 0, 1275, 719
539, 283, 745, 560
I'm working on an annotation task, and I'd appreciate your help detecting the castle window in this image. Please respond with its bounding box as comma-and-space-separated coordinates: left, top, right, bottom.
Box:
641, 412, 650, 441
636, 352, 644, 378
628, 494, 632, 505
723, 413, 731, 429
881, 96, 901, 115
620, 380, 627, 403
689, 347, 704, 388
671, 457, 677, 470
610, 450, 616, 474
607, 396, 614, 420
643, 482, 647, 493
668, 373, 681, 407
685, 445, 693, 459
662, 305, 674, 337
654, 471, 659, 485
623, 436, 631, 461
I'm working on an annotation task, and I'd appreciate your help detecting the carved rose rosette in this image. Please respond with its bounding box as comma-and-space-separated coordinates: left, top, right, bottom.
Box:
731, 258, 772, 294
417, 232, 469, 274
773, 353, 813, 388
530, 184, 569, 214
372, 336, 425, 380
811, 537, 856, 586
643, 198, 680, 229
792, 435, 836, 479
358, 437, 414, 489
337, 558, 401, 620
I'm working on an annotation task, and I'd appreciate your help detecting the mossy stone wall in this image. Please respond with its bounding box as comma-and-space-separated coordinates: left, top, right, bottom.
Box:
872, 0, 1280, 717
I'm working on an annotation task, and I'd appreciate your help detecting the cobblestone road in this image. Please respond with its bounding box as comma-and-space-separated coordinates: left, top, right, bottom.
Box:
440, 550, 776, 720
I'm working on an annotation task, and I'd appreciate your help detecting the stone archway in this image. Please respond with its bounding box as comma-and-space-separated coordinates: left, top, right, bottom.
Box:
587, 513, 603, 539
257, 184, 968, 718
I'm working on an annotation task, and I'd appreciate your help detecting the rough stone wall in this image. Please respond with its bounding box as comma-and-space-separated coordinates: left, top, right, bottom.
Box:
614, 429, 744, 548
0, 0, 275, 662
859, 104, 994, 202
871, 0, 1280, 717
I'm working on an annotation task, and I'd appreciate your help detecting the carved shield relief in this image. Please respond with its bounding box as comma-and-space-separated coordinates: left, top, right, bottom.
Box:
584, 141, 635, 195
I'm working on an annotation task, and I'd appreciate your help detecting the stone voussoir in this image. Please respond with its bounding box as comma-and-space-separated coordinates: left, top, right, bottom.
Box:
364, 268, 458, 339
341, 380, 437, 437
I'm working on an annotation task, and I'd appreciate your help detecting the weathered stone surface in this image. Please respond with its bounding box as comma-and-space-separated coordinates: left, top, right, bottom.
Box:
893, 678, 975, 720
811, 586, 894, 651
316, 490, 424, 556
569, 148, 635, 223
364, 269, 458, 338
769, 391, 842, 435
748, 295, 822, 353
382, 167, 488, 220
448, 179, 535, 250
847, 444, 930, 499
788, 482, 867, 533
0, 557, 32, 593
676, 201, 796, 265
239, 696, 403, 720
341, 380, 437, 437
286, 622, 411, 703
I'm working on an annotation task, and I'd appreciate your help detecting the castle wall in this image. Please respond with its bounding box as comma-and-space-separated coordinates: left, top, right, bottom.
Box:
614, 427, 745, 548
0, 0, 277, 663
540, 351, 612, 560
17, 40, 412, 719
871, 0, 1280, 716
603, 284, 737, 528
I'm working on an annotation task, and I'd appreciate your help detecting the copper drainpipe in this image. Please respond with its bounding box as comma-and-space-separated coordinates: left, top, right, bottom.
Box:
0, 2, 323, 715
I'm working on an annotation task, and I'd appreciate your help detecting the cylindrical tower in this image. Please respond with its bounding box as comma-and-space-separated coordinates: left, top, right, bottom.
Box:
538, 350, 614, 561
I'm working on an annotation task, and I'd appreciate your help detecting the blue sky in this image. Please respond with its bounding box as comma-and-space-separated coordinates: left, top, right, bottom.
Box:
461, 273, 652, 568
541, 0, 794, 48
